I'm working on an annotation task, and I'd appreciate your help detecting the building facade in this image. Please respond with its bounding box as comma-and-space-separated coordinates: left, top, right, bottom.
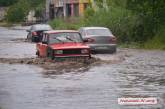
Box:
46, 0, 94, 20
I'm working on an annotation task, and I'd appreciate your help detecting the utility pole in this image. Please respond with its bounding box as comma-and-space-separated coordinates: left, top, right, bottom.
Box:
63, 0, 66, 18
45, 0, 51, 21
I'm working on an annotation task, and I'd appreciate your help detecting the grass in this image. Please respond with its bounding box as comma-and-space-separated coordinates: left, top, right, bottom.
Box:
0, 21, 13, 27
49, 17, 85, 30
143, 29, 165, 50
118, 42, 141, 49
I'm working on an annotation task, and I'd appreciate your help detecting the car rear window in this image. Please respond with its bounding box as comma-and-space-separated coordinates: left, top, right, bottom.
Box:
86, 28, 113, 36
32, 25, 52, 31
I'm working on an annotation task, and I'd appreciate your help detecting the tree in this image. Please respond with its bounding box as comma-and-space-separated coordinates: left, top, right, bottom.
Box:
0, 0, 18, 6
126, 0, 165, 42
5, 0, 30, 22
5, 0, 45, 22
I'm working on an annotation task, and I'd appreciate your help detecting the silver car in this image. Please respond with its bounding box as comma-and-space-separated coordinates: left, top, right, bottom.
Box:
26, 24, 52, 42
79, 27, 117, 53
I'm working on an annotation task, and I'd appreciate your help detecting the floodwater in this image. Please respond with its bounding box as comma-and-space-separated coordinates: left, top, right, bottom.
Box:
0, 26, 165, 109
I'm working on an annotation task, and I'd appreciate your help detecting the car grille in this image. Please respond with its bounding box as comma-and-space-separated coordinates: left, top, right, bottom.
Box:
63, 49, 81, 54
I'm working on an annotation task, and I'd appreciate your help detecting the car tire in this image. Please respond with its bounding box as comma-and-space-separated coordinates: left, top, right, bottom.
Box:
27, 35, 29, 40
36, 50, 40, 57
27, 34, 31, 40
50, 50, 54, 60
31, 37, 35, 42
111, 47, 117, 54
47, 47, 51, 57
47, 48, 54, 60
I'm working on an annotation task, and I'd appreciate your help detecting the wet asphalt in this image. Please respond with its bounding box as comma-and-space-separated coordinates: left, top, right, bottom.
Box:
0, 26, 165, 109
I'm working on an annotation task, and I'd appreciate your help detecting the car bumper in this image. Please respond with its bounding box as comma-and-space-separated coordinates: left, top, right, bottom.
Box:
88, 44, 117, 53
54, 55, 91, 61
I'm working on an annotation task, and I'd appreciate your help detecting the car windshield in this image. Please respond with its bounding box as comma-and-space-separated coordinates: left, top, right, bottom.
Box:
86, 28, 113, 36
32, 25, 52, 31
49, 32, 83, 44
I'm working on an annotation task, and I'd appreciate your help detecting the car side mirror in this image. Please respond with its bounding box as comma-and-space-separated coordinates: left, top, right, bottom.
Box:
83, 38, 94, 43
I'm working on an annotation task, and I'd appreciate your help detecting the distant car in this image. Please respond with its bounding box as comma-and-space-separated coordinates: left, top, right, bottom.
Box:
26, 24, 52, 42
79, 27, 117, 53
36, 30, 91, 60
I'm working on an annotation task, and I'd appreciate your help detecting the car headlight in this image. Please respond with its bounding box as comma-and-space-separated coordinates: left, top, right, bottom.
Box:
55, 50, 63, 54
81, 49, 89, 54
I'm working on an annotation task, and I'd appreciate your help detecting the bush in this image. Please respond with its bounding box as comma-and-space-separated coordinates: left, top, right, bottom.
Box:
5, 0, 30, 23
0, 0, 18, 6
5, 0, 45, 23
49, 17, 85, 30
144, 28, 165, 50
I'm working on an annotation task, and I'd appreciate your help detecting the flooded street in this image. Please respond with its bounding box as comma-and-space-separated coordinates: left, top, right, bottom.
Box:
0, 26, 165, 109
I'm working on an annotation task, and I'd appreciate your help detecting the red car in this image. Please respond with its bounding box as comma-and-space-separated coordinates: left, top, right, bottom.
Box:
36, 30, 91, 60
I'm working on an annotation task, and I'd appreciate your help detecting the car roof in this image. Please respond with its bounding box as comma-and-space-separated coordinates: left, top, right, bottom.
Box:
31, 24, 52, 31
44, 30, 79, 34
32, 24, 50, 27
80, 27, 109, 30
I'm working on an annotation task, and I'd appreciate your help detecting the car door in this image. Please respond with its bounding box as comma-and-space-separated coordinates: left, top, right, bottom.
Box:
37, 33, 48, 57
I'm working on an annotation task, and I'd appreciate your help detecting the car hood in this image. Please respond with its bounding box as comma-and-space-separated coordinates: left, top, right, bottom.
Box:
50, 42, 90, 50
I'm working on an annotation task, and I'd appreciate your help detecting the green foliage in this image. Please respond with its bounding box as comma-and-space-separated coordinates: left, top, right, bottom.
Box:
49, 17, 85, 30
144, 28, 165, 50
5, 0, 30, 22
95, 0, 127, 8
84, 7, 95, 19
85, 0, 165, 47
126, 0, 165, 42
28, 0, 45, 8
5, 0, 45, 23
34, 3, 45, 18
0, 0, 18, 6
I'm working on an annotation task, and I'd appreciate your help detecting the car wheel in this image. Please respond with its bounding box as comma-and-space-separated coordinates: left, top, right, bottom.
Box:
36, 50, 40, 57
32, 37, 35, 42
27, 34, 31, 40
47, 48, 54, 60
50, 50, 54, 60
47, 47, 51, 58
111, 47, 117, 54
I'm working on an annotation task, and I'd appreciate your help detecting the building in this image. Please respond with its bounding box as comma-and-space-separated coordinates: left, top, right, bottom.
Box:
46, 0, 94, 20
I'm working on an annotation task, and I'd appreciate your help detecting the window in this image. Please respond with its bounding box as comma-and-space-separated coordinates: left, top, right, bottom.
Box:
42, 34, 48, 43
86, 28, 113, 36
49, 32, 83, 44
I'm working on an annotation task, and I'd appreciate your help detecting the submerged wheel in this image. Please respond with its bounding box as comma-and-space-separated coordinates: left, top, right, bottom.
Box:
111, 47, 117, 54
27, 33, 31, 40
47, 48, 54, 60
36, 51, 40, 57
31, 37, 35, 42
50, 50, 54, 60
